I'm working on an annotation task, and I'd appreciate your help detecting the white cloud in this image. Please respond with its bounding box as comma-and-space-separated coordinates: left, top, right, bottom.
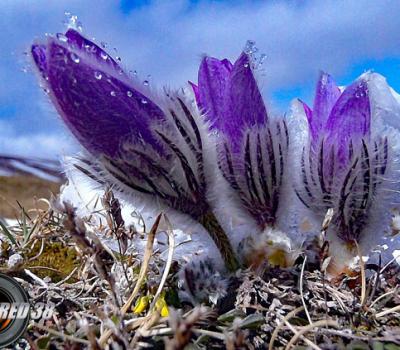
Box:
1, 0, 400, 157
0, 120, 78, 159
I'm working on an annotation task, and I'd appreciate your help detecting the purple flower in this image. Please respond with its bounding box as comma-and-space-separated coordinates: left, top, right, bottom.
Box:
31, 29, 238, 271
297, 72, 390, 244
191, 53, 289, 228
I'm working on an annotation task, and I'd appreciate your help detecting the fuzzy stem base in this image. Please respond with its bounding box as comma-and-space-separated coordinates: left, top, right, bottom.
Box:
199, 211, 239, 272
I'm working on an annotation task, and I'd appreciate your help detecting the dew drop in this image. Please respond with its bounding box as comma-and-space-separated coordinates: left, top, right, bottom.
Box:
244, 40, 257, 54
94, 71, 102, 80
110, 91, 116, 96
70, 53, 80, 63
116, 56, 122, 62
56, 33, 68, 42
143, 80, 149, 86
100, 51, 108, 60
141, 98, 148, 104
100, 42, 107, 49
244, 63, 249, 68
259, 53, 267, 65
127, 91, 133, 97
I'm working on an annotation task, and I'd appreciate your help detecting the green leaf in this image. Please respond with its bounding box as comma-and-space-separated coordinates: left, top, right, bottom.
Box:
217, 309, 246, 323
0, 218, 17, 245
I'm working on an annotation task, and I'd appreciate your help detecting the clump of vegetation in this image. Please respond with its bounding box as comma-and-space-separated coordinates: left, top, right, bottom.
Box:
0, 193, 399, 349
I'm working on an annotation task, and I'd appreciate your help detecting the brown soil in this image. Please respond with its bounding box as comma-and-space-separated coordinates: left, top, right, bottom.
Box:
0, 175, 60, 218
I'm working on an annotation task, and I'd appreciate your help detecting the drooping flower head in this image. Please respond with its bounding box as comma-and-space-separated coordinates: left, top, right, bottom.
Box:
31, 29, 239, 271
297, 72, 391, 244
191, 52, 289, 228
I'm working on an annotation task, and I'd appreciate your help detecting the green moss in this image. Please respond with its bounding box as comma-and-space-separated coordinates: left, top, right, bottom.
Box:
24, 241, 80, 282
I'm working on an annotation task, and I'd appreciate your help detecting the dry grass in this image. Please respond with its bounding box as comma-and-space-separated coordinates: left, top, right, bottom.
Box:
0, 176, 60, 218
0, 186, 399, 349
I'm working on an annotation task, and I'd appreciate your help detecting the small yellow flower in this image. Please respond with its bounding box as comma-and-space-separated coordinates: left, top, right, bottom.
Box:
155, 297, 169, 317
133, 296, 149, 314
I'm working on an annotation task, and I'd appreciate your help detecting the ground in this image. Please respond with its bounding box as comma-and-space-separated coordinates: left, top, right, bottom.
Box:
0, 177, 400, 349
0, 176, 60, 219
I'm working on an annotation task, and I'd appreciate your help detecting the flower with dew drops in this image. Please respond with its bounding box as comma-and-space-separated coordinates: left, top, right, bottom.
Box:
191, 53, 290, 230
30, 28, 239, 271
296, 72, 398, 269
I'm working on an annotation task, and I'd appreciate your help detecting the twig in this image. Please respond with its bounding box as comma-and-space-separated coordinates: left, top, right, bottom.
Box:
149, 214, 175, 311
375, 305, 400, 318
369, 288, 398, 309
99, 213, 162, 346
32, 322, 90, 345
355, 243, 366, 307
269, 306, 304, 350
300, 256, 312, 324
55, 266, 79, 286
284, 320, 339, 350
282, 319, 322, 350
24, 269, 49, 288
192, 328, 226, 340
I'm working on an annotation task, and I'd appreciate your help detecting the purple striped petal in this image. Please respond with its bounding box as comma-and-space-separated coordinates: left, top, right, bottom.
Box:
31, 44, 48, 79
224, 53, 268, 150
31, 32, 166, 158
197, 56, 232, 129
299, 99, 312, 124
311, 72, 341, 140
64, 29, 122, 72
325, 79, 371, 164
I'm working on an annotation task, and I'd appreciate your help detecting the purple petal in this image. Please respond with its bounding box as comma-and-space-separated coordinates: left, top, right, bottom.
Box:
325, 79, 371, 164
224, 52, 267, 150
310, 72, 341, 143
64, 29, 122, 72
32, 35, 166, 158
299, 99, 312, 124
31, 44, 48, 79
197, 56, 232, 128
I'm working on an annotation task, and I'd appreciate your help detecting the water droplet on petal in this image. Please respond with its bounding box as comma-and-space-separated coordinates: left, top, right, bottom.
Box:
100, 52, 108, 60
143, 80, 149, 86
116, 56, 121, 62
127, 91, 133, 97
94, 71, 102, 80
100, 42, 107, 49
259, 53, 267, 65
70, 53, 80, 63
76, 21, 83, 32
56, 33, 68, 42
110, 91, 116, 96
244, 40, 257, 54
141, 98, 148, 104
244, 63, 249, 68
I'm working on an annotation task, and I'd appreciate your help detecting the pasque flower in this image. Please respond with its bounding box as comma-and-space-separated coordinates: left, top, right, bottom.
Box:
191, 52, 289, 228
297, 72, 394, 245
31, 29, 240, 271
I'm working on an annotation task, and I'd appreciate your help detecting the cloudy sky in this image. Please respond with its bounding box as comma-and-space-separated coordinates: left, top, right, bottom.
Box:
1, 0, 400, 159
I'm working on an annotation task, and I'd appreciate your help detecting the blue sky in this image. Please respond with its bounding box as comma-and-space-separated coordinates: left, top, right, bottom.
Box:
1, 0, 400, 158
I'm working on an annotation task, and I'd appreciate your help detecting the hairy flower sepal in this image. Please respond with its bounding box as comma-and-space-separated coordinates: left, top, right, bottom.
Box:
192, 52, 290, 229
218, 120, 289, 228
31, 29, 239, 271
297, 73, 396, 272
